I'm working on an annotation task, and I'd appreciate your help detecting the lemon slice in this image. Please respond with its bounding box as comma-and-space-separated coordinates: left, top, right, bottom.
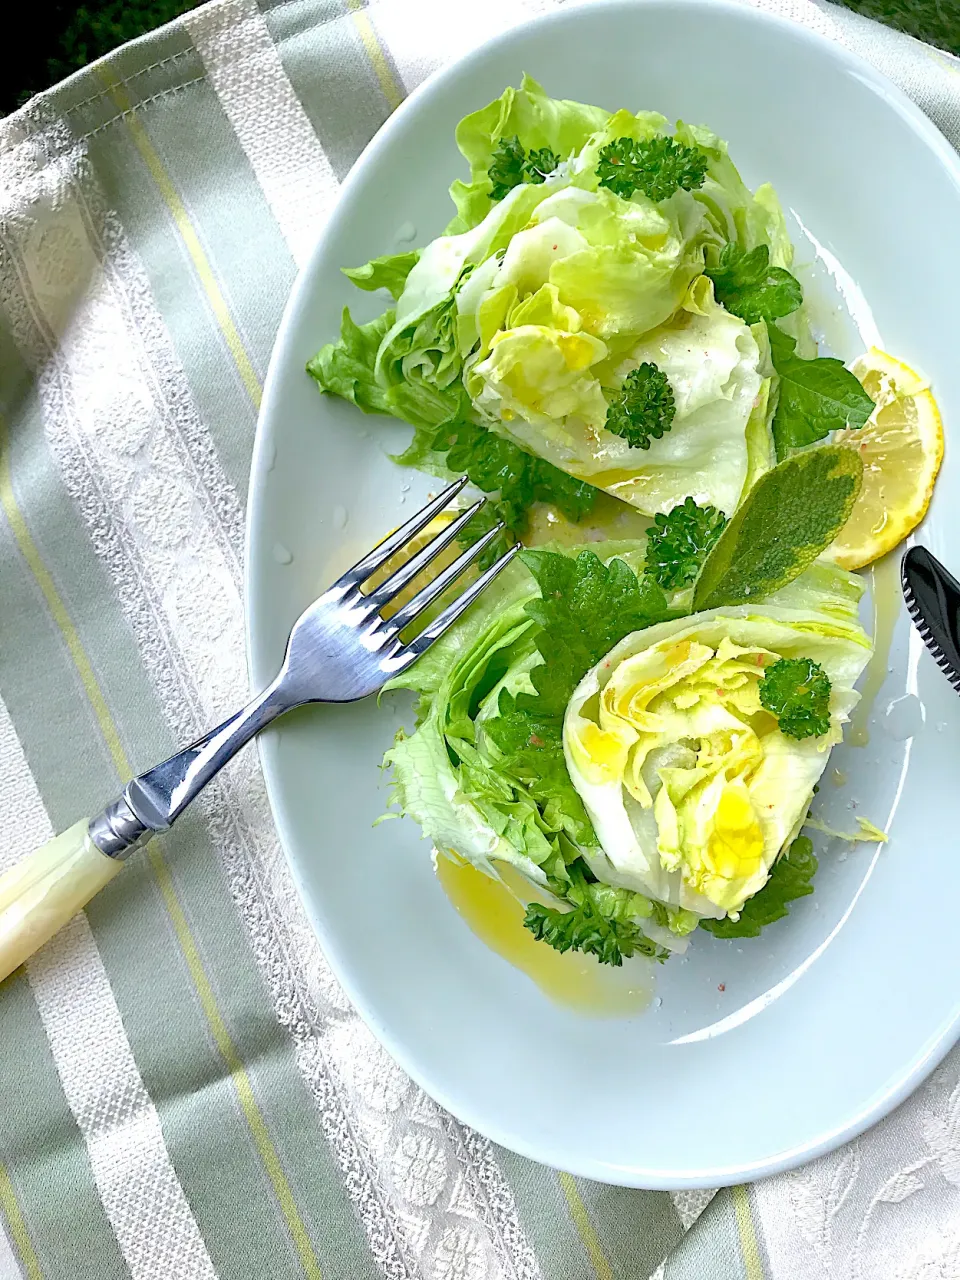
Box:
826, 348, 944, 570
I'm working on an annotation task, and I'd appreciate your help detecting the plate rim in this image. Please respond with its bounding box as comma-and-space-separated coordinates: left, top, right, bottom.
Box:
245, 0, 960, 1187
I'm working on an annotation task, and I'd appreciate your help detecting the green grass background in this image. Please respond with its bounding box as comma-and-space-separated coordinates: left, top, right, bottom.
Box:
5, 0, 960, 116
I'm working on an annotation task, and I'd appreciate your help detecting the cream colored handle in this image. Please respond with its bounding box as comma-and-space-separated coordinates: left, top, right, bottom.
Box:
0, 821, 124, 982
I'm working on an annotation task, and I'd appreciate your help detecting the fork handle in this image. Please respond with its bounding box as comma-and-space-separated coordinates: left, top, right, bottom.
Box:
0, 682, 290, 984
0, 821, 123, 981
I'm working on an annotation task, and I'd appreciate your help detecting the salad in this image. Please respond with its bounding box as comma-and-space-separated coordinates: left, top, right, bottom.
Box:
308, 79, 941, 966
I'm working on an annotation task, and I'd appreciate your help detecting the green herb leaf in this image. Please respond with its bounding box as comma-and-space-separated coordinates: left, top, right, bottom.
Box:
440, 422, 595, 524
523, 864, 668, 965
705, 243, 803, 324
524, 900, 666, 965
605, 363, 676, 449
342, 251, 420, 300
525, 147, 560, 183
487, 134, 528, 201
768, 323, 875, 458
759, 657, 832, 739
428, 419, 598, 566
450, 500, 514, 571
692, 445, 863, 610
483, 700, 597, 846
596, 135, 708, 202
699, 836, 817, 938
645, 497, 727, 590
487, 136, 560, 201
518, 548, 671, 717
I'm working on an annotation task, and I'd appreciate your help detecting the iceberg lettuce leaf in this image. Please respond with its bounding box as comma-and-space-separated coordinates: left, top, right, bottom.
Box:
449, 74, 611, 231
699, 836, 817, 938
343, 251, 420, 299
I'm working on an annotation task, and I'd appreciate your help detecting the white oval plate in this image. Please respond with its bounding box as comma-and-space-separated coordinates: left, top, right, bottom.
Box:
247, 0, 960, 1187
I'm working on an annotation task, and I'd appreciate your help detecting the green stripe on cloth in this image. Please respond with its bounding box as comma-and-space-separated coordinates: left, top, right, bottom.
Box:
94, 68, 267, 412
663, 1189, 749, 1280
79, 89, 293, 500
85, 812, 380, 1280
732, 1185, 765, 1280
559, 1174, 616, 1280
495, 1148, 608, 1279
261, 0, 399, 179
344, 0, 407, 111
567, 1177, 686, 1279
36, 20, 199, 138
0, 329, 169, 807
0, 972, 126, 1279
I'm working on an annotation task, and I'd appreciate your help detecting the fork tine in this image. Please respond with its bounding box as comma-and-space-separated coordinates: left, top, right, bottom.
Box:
363, 497, 485, 612
338, 476, 469, 589
382, 521, 505, 636
384, 542, 521, 672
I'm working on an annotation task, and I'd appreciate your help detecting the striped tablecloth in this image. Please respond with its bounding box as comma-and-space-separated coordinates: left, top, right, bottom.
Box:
1, 2, 959, 1277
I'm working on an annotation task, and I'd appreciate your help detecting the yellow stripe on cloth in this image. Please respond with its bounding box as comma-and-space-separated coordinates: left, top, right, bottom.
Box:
345, 0, 405, 112
733, 1183, 764, 1280
0, 419, 320, 1280
95, 70, 263, 410
558, 1172, 614, 1280
0, 1163, 42, 1280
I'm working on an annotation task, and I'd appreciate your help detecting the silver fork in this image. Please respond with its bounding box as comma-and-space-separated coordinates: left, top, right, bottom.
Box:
0, 477, 518, 984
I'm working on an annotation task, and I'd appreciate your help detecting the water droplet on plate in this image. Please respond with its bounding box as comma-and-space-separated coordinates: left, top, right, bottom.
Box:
937, 721, 947, 733
264, 442, 277, 472
333, 505, 348, 531
395, 221, 417, 243
273, 542, 293, 565
653, 997, 662, 1009
882, 693, 924, 741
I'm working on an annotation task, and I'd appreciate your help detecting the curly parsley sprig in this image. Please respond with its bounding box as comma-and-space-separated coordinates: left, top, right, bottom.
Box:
605, 363, 676, 449
524, 898, 665, 966
488, 136, 560, 201
525, 146, 560, 184
523, 863, 669, 967
597, 135, 708, 202
645, 498, 728, 590
759, 657, 832, 740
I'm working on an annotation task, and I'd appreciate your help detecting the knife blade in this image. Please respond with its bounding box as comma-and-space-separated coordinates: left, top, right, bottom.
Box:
901, 545, 960, 693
